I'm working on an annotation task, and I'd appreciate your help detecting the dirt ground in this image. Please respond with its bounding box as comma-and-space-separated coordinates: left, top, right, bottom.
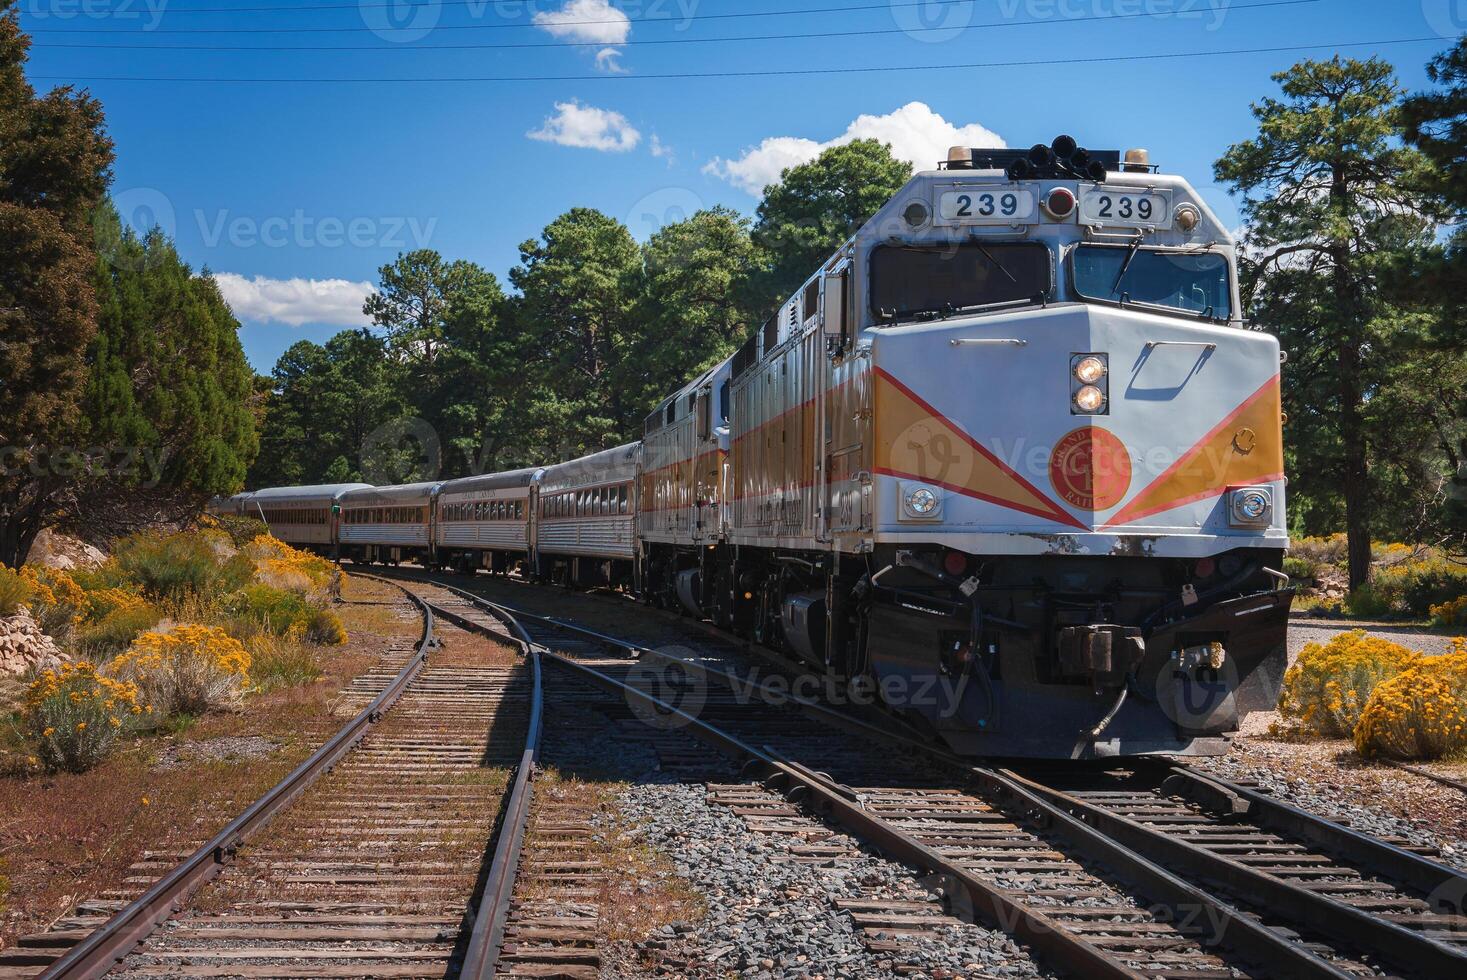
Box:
0, 575, 416, 949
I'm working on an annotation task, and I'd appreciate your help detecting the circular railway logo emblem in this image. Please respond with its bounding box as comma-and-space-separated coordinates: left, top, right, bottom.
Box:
1049, 426, 1131, 511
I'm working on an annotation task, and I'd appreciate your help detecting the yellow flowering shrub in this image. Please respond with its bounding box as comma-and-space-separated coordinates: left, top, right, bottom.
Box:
20, 565, 89, 642
1431, 596, 1467, 628
108, 625, 252, 717
0, 565, 31, 616
1355, 642, 1467, 760
22, 661, 144, 773
241, 535, 337, 595
1278, 631, 1422, 737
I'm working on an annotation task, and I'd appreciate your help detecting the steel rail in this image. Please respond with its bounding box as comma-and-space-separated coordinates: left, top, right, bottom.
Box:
1007, 767, 1467, 977
38, 576, 435, 980
455, 599, 545, 980
421, 585, 1351, 980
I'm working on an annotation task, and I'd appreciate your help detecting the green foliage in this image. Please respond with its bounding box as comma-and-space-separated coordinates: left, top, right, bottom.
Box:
249, 330, 408, 487
1282, 556, 1317, 581
225, 583, 311, 636
75, 603, 162, 658
0, 565, 31, 615
1216, 56, 1446, 585
213, 515, 269, 548
21, 661, 143, 773
0, 4, 115, 568
747, 139, 912, 316
88, 207, 259, 495
111, 530, 253, 603
1346, 552, 1467, 619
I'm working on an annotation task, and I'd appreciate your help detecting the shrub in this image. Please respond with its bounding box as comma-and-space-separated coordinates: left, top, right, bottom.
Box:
1355, 643, 1467, 760
305, 608, 347, 646
75, 604, 164, 658
213, 515, 269, 548
0, 566, 31, 616
1282, 556, 1317, 581
1291, 534, 1348, 566
241, 535, 336, 594
108, 625, 252, 718
1348, 557, 1467, 620
250, 636, 321, 691
19, 566, 89, 644
1431, 596, 1467, 628
224, 583, 311, 636
112, 531, 254, 604
1278, 631, 1421, 737
21, 661, 144, 773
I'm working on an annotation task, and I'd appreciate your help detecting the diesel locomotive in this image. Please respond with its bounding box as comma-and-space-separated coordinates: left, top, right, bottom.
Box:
228, 137, 1293, 759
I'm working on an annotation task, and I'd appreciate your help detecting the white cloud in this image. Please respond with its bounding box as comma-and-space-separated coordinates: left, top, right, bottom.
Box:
528, 100, 641, 152
594, 47, 626, 73
650, 134, 672, 163
214, 273, 374, 328
535, 0, 630, 71
704, 102, 1005, 196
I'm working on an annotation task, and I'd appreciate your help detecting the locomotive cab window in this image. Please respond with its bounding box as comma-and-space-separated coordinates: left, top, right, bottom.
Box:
1072, 245, 1232, 320
869, 241, 1050, 322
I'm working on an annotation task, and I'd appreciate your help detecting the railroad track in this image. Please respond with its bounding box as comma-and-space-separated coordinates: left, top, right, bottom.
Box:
393, 571, 1467, 980
19, 577, 542, 980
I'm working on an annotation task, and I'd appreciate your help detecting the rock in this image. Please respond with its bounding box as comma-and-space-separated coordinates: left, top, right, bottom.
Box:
0, 608, 67, 677
30, 528, 106, 571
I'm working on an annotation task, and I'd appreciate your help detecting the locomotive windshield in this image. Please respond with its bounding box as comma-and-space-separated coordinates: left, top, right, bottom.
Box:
1072, 245, 1232, 320
869, 242, 1050, 322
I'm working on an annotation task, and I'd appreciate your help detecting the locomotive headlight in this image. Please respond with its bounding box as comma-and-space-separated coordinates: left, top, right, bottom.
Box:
1070, 352, 1109, 414
901, 483, 943, 520
1073, 356, 1107, 385
1229, 486, 1273, 527
1073, 385, 1106, 413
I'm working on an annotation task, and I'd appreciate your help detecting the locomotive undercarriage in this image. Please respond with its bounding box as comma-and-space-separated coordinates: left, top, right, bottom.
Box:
645, 541, 1293, 759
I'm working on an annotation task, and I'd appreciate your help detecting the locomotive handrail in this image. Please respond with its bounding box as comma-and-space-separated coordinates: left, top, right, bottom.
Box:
1142, 339, 1217, 352
949, 337, 1028, 347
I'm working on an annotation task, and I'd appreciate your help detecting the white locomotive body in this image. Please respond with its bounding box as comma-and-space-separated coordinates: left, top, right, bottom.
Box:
242, 138, 1293, 759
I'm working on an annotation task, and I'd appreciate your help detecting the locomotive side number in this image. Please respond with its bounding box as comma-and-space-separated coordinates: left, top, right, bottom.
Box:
1078, 190, 1173, 229
936, 188, 1037, 226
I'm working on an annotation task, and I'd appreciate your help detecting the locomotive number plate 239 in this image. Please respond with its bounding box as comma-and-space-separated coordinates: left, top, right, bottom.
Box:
1078, 190, 1173, 229
935, 187, 1037, 226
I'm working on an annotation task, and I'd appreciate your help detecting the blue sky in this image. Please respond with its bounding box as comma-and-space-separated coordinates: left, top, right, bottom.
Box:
15, 0, 1462, 371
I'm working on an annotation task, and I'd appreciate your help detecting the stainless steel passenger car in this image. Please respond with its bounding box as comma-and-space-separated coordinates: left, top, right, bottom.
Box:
435, 467, 543, 574
238, 484, 369, 552
337, 482, 440, 564
533, 444, 640, 587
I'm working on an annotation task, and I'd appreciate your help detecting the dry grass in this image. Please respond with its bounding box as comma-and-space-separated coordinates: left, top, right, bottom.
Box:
524, 770, 704, 945
0, 576, 416, 948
